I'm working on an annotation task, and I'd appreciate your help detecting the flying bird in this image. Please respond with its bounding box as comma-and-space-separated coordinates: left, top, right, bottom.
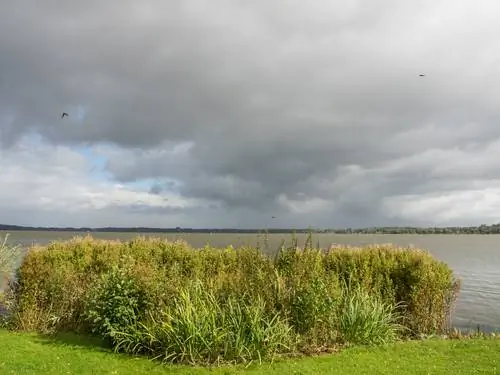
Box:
61, 112, 69, 119
419, 74, 426, 77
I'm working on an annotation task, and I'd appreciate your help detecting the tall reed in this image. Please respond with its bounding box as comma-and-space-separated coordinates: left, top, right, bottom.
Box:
0, 234, 22, 291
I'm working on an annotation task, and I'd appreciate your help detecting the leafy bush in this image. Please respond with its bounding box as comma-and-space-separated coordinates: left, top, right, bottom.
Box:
83, 265, 149, 343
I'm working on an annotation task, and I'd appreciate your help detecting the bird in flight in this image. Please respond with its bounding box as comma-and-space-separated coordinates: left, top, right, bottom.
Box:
61, 112, 69, 119
419, 74, 426, 77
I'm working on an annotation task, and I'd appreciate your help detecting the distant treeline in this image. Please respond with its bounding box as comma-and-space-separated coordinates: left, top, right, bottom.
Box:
326, 224, 500, 234
2, 223, 500, 234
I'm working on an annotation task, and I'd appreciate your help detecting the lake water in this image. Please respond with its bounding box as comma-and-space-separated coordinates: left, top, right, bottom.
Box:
3, 231, 500, 331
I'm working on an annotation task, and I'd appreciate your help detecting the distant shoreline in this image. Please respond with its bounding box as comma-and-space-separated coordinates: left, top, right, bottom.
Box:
2, 223, 500, 235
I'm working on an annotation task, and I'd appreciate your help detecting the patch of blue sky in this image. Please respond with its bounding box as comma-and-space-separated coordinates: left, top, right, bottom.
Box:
72, 143, 111, 183
70, 140, 180, 192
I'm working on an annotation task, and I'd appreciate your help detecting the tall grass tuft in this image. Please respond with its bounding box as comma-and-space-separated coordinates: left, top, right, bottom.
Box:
338, 284, 406, 345
0, 234, 23, 327
0, 234, 22, 291
111, 280, 295, 365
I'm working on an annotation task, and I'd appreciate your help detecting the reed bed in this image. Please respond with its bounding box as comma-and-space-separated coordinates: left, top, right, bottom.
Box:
4, 234, 460, 365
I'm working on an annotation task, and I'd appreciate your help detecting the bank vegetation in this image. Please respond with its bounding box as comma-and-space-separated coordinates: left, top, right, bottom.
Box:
1, 234, 460, 366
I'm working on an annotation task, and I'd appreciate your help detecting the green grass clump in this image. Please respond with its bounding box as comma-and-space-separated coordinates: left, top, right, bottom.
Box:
6, 234, 460, 365
111, 280, 295, 365
337, 285, 405, 345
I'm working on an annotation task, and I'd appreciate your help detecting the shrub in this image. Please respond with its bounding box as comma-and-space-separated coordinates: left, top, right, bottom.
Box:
12, 242, 93, 332
275, 246, 340, 347
321, 245, 460, 335
83, 265, 149, 343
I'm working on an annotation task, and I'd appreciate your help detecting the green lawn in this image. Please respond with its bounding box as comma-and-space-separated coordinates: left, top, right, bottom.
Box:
0, 329, 498, 374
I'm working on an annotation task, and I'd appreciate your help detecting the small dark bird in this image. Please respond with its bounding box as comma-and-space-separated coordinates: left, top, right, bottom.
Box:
61, 112, 69, 119
271, 216, 276, 219
419, 74, 426, 77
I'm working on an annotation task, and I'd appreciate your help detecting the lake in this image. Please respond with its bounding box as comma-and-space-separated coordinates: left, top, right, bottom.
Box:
3, 231, 500, 331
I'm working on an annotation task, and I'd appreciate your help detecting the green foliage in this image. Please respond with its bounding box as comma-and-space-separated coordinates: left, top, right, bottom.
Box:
83, 265, 147, 343
338, 285, 405, 345
9, 234, 460, 364
112, 280, 295, 365
321, 245, 460, 335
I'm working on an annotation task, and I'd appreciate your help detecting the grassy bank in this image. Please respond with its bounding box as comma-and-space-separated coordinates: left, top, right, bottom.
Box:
0, 234, 461, 365
1, 329, 499, 374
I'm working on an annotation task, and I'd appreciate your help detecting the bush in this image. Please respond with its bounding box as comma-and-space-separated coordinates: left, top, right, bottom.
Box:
83, 265, 149, 343
9, 235, 460, 364
321, 245, 460, 334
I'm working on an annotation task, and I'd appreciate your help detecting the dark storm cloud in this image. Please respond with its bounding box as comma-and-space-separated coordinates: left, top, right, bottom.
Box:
3, 0, 500, 226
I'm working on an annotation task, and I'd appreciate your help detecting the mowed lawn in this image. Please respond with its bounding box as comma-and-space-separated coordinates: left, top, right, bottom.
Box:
0, 330, 499, 375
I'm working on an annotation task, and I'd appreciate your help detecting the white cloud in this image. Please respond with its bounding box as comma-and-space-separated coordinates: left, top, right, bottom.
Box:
0, 135, 202, 226
382, 188, 500, 225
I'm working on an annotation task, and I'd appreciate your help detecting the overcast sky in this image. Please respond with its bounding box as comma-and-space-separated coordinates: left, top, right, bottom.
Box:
1, 0, 500, 228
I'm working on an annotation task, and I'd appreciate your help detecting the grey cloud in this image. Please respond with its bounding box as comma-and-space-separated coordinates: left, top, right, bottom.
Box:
148, 180, 178, 196
115, 203, 186, 216
147, 181, 182, 196
3, 1, 500, 227
5, 0, 500, 147
148, 183, 163, 195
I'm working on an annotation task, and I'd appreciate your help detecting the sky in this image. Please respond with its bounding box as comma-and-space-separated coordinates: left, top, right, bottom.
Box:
2, 0, 500, 229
